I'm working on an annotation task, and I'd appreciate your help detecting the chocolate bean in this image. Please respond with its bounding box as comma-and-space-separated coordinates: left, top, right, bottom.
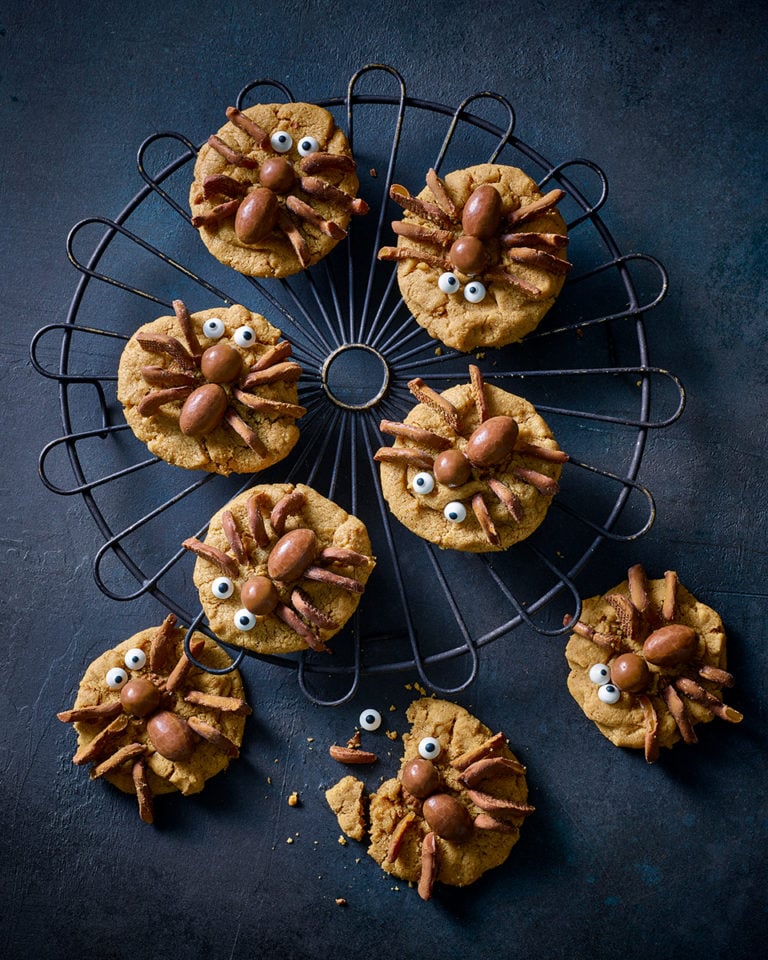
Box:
464, 416, 519, 467
642, 624, 698, 667
433, 448, 472, 487
200, 343, 242, 384
259, 157, 296, 194
234, 187, 279, 243
240, 576, 279, 615
401, 758, 442, 799
423, 793, 474, 842
461, 184, 502, 239
267, 528, 318, 582
178, 383, 228, 436
610, 653, 651, 693
147, 711, 197, 761
119, 678, 162, 718
449, 235, 487, 275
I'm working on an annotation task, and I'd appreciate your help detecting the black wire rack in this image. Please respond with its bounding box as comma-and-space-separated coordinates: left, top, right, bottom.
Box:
31, 64, 685, 705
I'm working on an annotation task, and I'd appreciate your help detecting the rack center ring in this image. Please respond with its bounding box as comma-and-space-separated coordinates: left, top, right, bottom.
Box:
320, 342, 391, 410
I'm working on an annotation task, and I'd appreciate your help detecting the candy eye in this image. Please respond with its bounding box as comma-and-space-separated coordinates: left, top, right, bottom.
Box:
123, 648, 146, 671
234, 609, 257, 632
464, 281, 486, 303
233, 325, 256, 347
589, 663, 611, 685
443, 501, 467, 523
438, 271, 461, 295
270, 130, 293, 153
297, 135, 320, 156
211, 576, 235, 600
202, 317, 226, 339
418, 737, 442, 760
359, 709, 382, 732
598, 683, 621, 704
412, 472, 435, 495
106, 667, 129, 689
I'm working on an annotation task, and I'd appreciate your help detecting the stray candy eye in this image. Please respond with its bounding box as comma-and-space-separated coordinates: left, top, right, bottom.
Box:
233, 325, 256, 347
412, 472, 435, 495
443, 501, 467, 523
464, 281, 486, 303
598, 683, 621, 704
106, 667, 129, 689
234, 609, 257, 632
270, 130, 293, 153
124, 648, 146, 671
297, 135, 320, 156
418, 737, 442, 760
202, 317, 226, 339
438, 271, 461, 295
589, 663, 611, 685
359, 709, 382, 732
211, 576, 235, 600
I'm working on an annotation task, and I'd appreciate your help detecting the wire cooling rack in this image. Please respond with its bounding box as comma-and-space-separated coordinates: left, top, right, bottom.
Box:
32, 64, 684, 705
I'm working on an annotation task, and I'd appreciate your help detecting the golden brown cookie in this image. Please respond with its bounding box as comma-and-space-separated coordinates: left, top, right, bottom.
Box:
190, 101, 368, 277
378, 163, 570, 351
325, 698, 534, 900
183, 482, 375, 655
57, 615, 251, 823
565, 564, 743, 762
117, 300, 306, 476
374, 365, 566, 552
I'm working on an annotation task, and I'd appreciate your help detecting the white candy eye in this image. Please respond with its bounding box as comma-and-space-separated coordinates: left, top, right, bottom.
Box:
270, 130, 293, 153
233, 325, 256, 347
359, 709, 382, 732
412, 472, 435, 495
202, 317, 226, 339
106, 667, 129, 689
124, 648, 146, 671
598, 683, 621, 704
297, 135, 320, 156
418, 737, 442, 760
589, 663, 611, 685
438, 271, 461, 295
444, 501, 467, 523
211, 576, 234, 600
234, 609, 257, 631
464, 280, 486, 303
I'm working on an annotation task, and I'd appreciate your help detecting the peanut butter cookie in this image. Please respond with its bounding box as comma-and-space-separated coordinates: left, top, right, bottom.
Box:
190, 101, 368, 277
57, 615, 251, 823
117, 300, 305, 475
378, 163, 570, 351
374, 365, 566, 552
183, 483, 375, 655
564, 564, 743, 762
325, 698, 534, 900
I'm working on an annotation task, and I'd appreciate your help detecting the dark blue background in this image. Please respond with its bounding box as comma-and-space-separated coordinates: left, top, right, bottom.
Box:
2, 2, 766, 958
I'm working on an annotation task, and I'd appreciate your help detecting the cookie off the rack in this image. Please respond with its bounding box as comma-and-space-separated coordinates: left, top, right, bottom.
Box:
190, 101, 368, 277
182, 483, 375, 655
374, 364, 567, 552
57, 615, 251, 823
325, 697, 534, 900
378, 163, 570, 352
117, 300, 306, 476
564, 563, 743, 762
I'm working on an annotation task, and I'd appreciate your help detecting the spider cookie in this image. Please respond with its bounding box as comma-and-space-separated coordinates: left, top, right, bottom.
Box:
378, 163, 571, 352
374, 365, 567, 552
117, 300, 306, 476
564, 564, 743, 762
57, 615, 251, 823
190, 101, 368, 277
325, 698, 534, 900
183, 482, 375, 655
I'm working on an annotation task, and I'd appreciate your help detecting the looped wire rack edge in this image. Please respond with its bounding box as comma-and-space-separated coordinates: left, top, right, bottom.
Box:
32, 64, 685, 706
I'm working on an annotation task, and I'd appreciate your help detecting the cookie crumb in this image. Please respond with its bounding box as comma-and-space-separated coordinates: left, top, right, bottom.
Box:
338, 835, 348, 846
288, 791, 300, 806
335, 897, 348, 906
369, 168, 377, 178
385, 730, 398, 741
286, 837, 294, 844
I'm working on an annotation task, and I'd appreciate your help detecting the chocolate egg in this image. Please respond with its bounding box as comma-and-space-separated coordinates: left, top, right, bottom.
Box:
449, 235, 487, 275
610, 653, 651, 693
464, 416, 519, 467
200, 343, 242, 384
401, 758, 442, 799
267, 528, 318, 582
178, 383, 228, 436
234, 187, 279, 243
147, 711, 197, 761
119, 678, 161, 718
423, 793, 474, 842
259, 157, 296, 194
461, 184, 502, 239
642, 624, 698, 667
433, 449, 472, 488
240, 576, 279, 615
